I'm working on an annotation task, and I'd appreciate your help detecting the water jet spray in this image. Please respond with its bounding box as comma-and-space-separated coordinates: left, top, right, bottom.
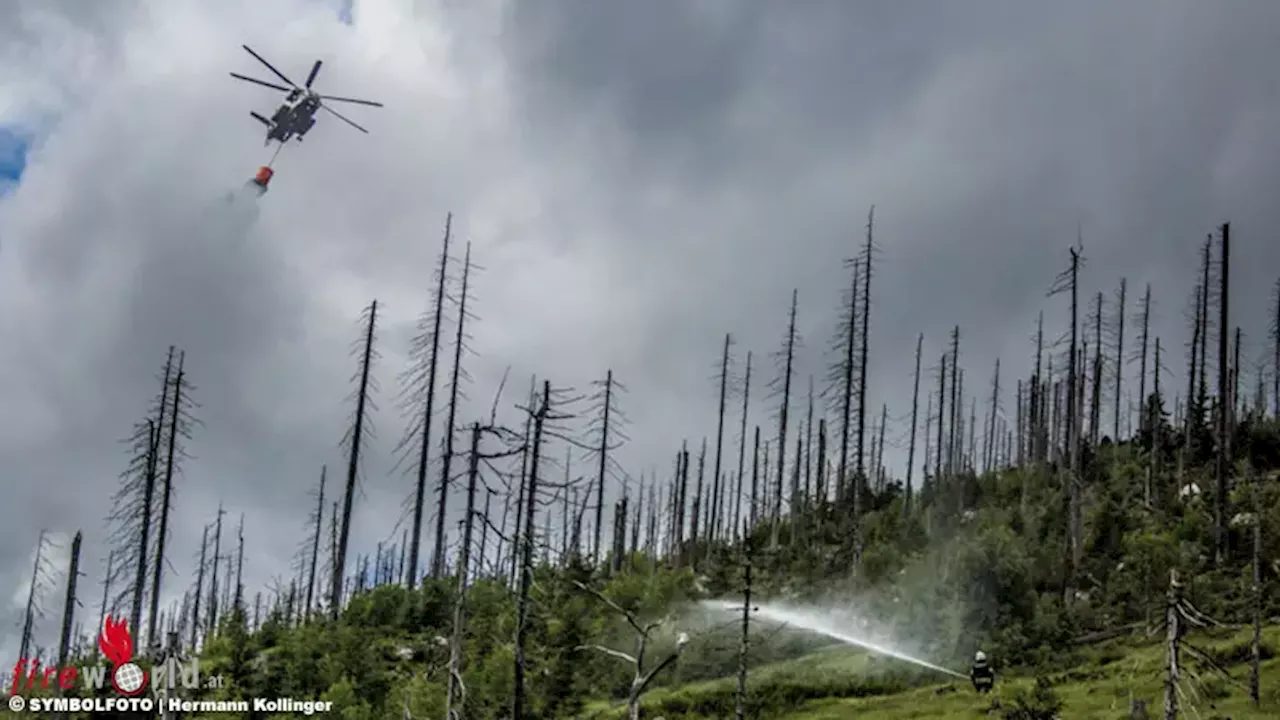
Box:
701, 600, 967, 680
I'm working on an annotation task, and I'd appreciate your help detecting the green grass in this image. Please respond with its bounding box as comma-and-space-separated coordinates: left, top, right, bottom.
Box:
581, 625, 1280, 719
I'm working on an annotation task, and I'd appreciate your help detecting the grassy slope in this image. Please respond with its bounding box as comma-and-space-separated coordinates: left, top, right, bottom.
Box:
583, 624, 1280, 719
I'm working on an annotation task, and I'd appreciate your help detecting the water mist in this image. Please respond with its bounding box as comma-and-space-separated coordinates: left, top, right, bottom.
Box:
701, 599, 966, 679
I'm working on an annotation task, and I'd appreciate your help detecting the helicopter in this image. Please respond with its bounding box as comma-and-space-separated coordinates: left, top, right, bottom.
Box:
230, 44, 383, 146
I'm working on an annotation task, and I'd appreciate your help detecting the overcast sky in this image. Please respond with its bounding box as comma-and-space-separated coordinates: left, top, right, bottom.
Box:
3, 0, 1279, 661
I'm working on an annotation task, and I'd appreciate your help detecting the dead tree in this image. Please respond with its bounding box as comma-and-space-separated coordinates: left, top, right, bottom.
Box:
508, 376, 537, 586
446, 420, 523, 719
803, 377, 815, 510
1271, 279, 1279, 418
104, 348, 174, 647
1163, 570, 1182, 720
733, 351, 753, 539
692, 438, 707, 556
1090, 292, 1104, 447
749, 427, 762, 531
55, 532, 82, 677
815, 417, 829, 520
586, 369, 629, 564
875, 404, 888, 490
948, 328, 961, 482
479, 489, 494, 575
234, 514, 245, 610
95, 551, 115, 657
512, 382, 552, 719
573, 580, 690, 720
207, 505, 225, 636
710, 334, 734, 544
130, 418, 160, 642
303, 467, 325, 615
826, 256, 860, 508
325, 502, 339, 610
433, 242, 477, 579
1215, 223, 1231, 565
445, 424, 480, 719
148, 349, 195, 651
856, 206, 877, 492
1135, 285, 1153, 438
936, 353, 947, 485
1049, 246, 1083, 601
673, 447, 690, 562
1159, 567, 1238, 719
397, 213, 452, 590
1151, 339, 1165, 504
332, 300, 380, 617
769, 288, 801, 547
189, 525, 208, 648
1113, 279, 1127, 439
19, 530, 58, 664
984, 358, 1000, 474
1232, 327, 1243, 425
1183, 283, 1203, 478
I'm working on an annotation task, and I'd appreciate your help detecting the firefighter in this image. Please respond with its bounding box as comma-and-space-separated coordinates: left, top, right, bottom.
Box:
971, 650, 995, 693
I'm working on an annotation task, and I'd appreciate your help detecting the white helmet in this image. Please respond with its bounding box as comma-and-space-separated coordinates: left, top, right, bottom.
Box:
975, 651, 987, 662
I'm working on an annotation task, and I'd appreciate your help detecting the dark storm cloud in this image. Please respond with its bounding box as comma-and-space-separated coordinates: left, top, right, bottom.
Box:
502, 0, 1280, 400
4, 0, 1280, 660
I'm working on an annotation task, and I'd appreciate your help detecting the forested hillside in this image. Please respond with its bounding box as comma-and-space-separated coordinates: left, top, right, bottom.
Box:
6, 220, 1279, 719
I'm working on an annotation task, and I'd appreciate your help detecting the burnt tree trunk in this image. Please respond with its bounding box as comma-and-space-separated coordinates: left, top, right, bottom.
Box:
1114, 279, 1127, 440
190, 526, 207, 647
837, 261, 859, 506
856, 208, 875, 493
592, 369, 615, 564
734, 352, 753, 539
56, 532, 82, 672
406, 214, 451, 590
445, 423, 481, 719
711, 335, 732, 543
511, 382, 550, 720
1138, 285, 1152, 437
433, 242, 474, 578
1215, 224, 1231, 565
304, 466, 325, 614
149, 350, 186, 650
332, 300, 378, 616
772, 289, 799, 547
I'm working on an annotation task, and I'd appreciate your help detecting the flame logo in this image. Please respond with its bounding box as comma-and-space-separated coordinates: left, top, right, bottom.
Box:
98, 615, 134, 666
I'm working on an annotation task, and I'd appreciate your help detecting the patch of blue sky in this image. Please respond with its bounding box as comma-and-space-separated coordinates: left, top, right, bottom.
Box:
338, 0, 354, 26
0, 127, 30, 196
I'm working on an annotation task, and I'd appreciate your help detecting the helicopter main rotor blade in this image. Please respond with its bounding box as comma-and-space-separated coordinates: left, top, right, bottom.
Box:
305, 60, 322, 88
230, 73, 292, 92
317, 94, 383, 107
241, 44, 296, 88
321, 103, 368, 133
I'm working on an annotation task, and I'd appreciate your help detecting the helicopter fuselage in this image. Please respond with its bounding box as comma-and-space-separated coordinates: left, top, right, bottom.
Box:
265, 90, 321, 144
